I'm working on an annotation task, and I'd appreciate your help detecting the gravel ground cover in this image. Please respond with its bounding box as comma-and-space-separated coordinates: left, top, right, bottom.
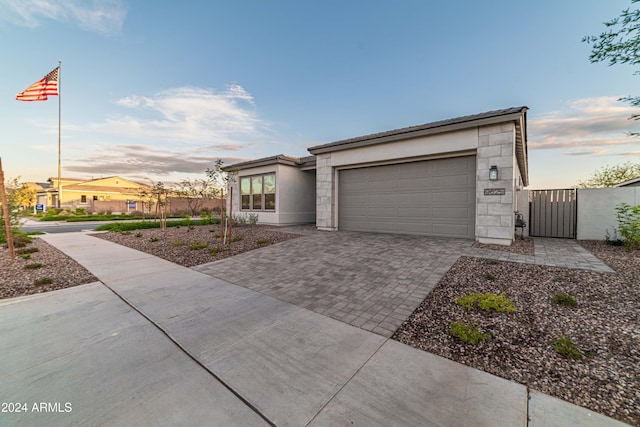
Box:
94, 224, 301, 267
393, 240, 639, 425
0, 238, 97, 300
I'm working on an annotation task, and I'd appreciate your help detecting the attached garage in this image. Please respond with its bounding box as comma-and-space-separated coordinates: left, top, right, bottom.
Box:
338, 156, 476, 238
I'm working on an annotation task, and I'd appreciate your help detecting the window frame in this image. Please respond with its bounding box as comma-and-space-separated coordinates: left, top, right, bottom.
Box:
239, 173, 276, 212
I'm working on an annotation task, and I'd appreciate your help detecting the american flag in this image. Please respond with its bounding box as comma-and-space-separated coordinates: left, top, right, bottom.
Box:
16, 67, 59, 101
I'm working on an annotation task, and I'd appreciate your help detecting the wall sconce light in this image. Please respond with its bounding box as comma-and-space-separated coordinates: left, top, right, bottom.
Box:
489, 165, 498, 181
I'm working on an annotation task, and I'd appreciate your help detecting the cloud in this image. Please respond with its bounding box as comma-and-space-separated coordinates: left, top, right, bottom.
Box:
0, 0, 126, 35
100, 85, 266, 144
528, 96, 640, 153
60, 83, 272, 182
64, 143, 248, 183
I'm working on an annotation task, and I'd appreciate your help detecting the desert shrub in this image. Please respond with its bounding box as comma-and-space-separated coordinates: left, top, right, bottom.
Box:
10, 234, 33, 248
456, 292, 516, 313
615, 202, 640, 249
553, 293, 577, 307
24, 263, 43, 270
209, 246, 229, 256
449, 321, 490, 344
34, 277, 53, 286
604, 228, 624, 246
551, 336, 583, 360
16, 247, 39, 255
189, 241, 208, 250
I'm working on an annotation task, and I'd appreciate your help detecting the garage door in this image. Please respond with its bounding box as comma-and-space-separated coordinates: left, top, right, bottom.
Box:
338, 156, 476, 238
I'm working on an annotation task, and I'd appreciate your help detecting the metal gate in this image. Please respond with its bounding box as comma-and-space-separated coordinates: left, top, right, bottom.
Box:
529, 189, 577, 238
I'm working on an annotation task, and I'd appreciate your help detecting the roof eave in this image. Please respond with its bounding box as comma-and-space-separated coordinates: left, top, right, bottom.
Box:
308, 111, 527, 155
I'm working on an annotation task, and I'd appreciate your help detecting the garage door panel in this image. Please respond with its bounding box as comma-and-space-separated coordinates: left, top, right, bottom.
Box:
433, 207, 473, 219
432, 190, 474, 203
433, 174, 472, 187
339, 156, 476, 239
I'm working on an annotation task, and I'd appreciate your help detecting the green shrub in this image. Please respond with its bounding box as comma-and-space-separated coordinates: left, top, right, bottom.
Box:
553, 293, 577, 307
615, 202, 640, 249
149, 237, 159, 242
16, 247, 39, 255
209, 246, 230, 256
189, 241, 209, 250
232, 236, 243, 243
551, 336, 583, 360
256, 239, 269, 245
605, 228, 624, 246
24, 263, 43, 270
135, 232, 143, 238
11, 234, 33, 248
485, 273, 495, 281
21, 254, 31, 260
171, 239, 186, 246
456, 292, 516, 313
449, 321, 490, 344
34, 277, 53, 286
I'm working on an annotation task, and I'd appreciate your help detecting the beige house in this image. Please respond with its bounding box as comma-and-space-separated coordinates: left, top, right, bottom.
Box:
35, 176, 224, 215
224, 107, 529, 246
36, 176, 151, 212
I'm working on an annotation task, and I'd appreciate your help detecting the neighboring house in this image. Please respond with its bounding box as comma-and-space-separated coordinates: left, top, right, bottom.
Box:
34, 176, 224, 215
614, 177, 640, 187
225, 107, 529, 246
36, 176, 152, 212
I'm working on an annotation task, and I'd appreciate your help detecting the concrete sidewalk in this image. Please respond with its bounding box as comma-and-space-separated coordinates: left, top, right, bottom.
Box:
0, 232, 628, 426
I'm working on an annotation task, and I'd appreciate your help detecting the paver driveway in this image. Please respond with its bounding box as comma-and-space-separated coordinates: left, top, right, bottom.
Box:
194, 231, 472, 337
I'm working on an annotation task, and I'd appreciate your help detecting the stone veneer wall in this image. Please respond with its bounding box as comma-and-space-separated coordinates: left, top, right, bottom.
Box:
476, 123, 516, 245
315, 153, 335, 230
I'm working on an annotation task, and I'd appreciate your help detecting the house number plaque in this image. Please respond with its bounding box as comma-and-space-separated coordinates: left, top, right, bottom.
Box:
484, 188, 506, 196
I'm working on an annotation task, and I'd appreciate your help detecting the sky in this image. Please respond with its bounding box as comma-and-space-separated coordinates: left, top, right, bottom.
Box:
1, 0, 640, 189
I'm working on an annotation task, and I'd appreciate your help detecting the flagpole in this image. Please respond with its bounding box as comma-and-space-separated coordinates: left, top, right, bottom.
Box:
57, 60, 62, 208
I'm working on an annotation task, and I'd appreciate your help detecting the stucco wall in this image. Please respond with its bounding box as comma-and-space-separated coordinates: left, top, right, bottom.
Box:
577, 188, 640, 240
229, 163, 315, 225
328, 128, 478, 167
277, 167, 316, 224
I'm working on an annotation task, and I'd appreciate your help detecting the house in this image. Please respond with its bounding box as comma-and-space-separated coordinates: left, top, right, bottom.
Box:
614, 177, 640, 187
35, 176, 225, 215
35, 176, 152, 212
225, 107, 529, 246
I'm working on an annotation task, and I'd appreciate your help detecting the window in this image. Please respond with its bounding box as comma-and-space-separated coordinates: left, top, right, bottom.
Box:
240, 173, 276, 211
81, 195, 87, 203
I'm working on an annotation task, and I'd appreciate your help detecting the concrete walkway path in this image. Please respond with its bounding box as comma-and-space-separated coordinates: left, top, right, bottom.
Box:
0, 232, 627, 426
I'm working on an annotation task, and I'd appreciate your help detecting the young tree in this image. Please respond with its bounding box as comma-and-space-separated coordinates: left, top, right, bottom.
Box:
583, 1, 640, 127
206, 159, 238, 244
576, 161, 640, 187
7, 178, 37, 209
175, 177, 219, 217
